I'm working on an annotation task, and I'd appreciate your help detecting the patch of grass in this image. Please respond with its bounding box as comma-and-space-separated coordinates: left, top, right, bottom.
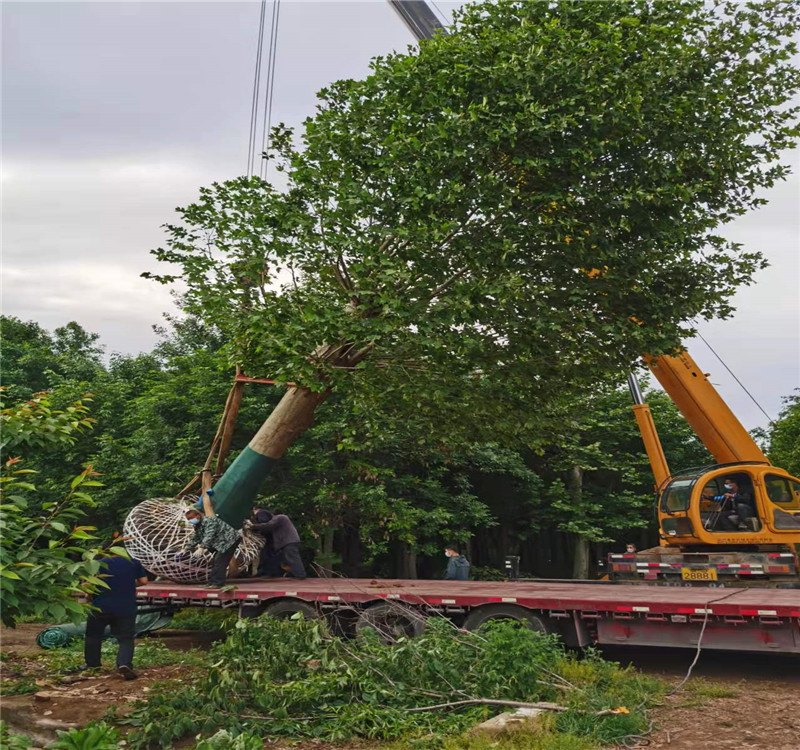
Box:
170, 608, 237, 632
685, 678, 738, 699
37, 638, 206, 674
0, 678, 39, 695
677, 678, 739, 707
439, 720, 597, 750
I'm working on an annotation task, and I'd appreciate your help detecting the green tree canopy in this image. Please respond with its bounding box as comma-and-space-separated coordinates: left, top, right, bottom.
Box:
767, 391, 800, 476
148, 0, 799, 451
0, 316, 104, 403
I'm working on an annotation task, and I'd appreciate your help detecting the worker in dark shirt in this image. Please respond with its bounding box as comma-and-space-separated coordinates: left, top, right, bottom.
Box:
183, 489, 241, 587
443, 544, 471, 581
251, 507, 283, 578
249, 511, 306, 579
723, 477, 755, 528
702, 477, 756, 531
80, 555, 148, 680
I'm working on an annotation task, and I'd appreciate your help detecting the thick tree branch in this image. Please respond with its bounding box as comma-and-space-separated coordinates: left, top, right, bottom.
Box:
404, 698, 620, 715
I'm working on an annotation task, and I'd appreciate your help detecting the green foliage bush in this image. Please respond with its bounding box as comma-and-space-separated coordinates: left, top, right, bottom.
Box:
0, 394, 112, 627
0, 720, 32, 750
45, 722, 120, 750
124, 615, 660, 748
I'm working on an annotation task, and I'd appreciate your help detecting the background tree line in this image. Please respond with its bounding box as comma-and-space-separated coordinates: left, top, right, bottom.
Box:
7, 313, 796, 581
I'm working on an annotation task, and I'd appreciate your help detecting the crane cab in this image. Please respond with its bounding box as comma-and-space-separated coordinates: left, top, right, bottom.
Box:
659, 462, 800, 546
609, 461, 800, 587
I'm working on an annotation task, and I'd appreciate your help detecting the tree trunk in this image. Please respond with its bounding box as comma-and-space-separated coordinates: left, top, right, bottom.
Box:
316, 527, 337, 577
211, 386, 329, 528
250, 386, 329, 459
397, 543, 418, 579
571, 535, 590, 579
567, 465, 590, 579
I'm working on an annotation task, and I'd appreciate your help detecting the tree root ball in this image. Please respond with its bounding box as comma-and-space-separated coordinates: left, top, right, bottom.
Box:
122, 498, 263, 584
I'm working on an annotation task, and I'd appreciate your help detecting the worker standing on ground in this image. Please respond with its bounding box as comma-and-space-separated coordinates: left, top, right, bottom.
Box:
249, 511, 307, 579
79, 553, 148, 680
443, 544, 471, 581
183, 488, 241, 587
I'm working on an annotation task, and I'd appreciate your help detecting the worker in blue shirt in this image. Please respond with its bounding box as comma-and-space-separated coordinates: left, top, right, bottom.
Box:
79, 554, 148, 679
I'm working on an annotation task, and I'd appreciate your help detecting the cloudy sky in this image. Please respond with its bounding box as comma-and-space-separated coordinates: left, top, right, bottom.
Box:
3, 1, 798, 430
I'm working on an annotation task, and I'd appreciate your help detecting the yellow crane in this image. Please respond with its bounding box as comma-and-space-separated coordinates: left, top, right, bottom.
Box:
612, 350, 800, 586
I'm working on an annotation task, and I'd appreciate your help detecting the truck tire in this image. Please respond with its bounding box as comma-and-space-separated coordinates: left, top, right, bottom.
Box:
355, 602, 426, 642
463, 604, 549, 633
263, 599, 319, 620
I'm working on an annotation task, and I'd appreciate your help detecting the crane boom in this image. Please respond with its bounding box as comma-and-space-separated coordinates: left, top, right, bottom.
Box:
387, 0, 447, 41
644, 351, 769, 465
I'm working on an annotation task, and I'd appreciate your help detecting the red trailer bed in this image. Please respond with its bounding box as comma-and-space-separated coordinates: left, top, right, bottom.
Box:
137, 578, 800, 654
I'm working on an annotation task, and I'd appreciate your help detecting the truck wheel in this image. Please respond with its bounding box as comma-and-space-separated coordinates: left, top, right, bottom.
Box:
355, 602, 426, 642
463, 604, 548, 633
263, 599, 319, 620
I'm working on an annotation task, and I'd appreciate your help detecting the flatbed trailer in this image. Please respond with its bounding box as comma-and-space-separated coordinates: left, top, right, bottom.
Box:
138, 577, 800, 655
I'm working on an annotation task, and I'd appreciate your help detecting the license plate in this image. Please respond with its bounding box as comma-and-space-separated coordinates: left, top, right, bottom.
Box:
681, 567, 718, 582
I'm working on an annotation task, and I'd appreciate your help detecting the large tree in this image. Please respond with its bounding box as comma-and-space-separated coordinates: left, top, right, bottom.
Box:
147, 0, 799, 523
767, 391, 800, 477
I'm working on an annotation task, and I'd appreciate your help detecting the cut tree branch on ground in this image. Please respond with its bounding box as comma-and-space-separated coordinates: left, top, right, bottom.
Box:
404, 698, 621, 715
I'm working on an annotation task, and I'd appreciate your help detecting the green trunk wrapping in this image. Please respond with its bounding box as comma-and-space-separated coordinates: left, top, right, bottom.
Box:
209, 446, 275, 528
36, 607, 173, 649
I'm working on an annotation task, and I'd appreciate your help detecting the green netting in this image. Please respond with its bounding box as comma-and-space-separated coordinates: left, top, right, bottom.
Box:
36, 607, 174, 649
207, 446, 275, 528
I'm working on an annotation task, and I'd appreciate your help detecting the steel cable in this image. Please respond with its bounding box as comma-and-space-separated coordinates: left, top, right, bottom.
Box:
246, 0, 269, 177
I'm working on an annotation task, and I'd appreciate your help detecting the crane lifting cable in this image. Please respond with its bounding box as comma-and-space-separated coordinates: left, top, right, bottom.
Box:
246, 0, 282, 179
260, 0, 282, 180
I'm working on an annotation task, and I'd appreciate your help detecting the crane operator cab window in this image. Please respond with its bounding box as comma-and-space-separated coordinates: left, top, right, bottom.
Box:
764, 475, 800, 530
700, 473, 761, 533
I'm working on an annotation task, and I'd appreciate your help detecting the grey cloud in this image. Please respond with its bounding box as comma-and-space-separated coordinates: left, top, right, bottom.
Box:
2, 1, 797, 430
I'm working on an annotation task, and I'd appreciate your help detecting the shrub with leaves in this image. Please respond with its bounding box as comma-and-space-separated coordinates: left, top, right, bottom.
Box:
0, 721, 32, 750
124, 616, 661, 748
0, 394, 114, 627
45, 722, 120, 750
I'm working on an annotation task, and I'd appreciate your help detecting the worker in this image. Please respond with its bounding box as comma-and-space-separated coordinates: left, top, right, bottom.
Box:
183, 490, 241, 587
250, 506, 283, 578
702, 476, 755, 531
625, 543, 637, 554
78, 554, 148, 680
443, 544, 471, 581
249, 511, 307, 579
723, 477, 755, 529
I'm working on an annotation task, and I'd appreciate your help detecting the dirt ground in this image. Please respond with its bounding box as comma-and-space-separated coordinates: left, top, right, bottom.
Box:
601, 646, 800, 750
3, 625, 799, 749
0, 624, 203, 746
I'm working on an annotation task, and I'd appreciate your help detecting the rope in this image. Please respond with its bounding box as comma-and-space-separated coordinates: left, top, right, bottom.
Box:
259, 0, 282, 180
247, 0, 269, 178
666, 588, 740, 695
